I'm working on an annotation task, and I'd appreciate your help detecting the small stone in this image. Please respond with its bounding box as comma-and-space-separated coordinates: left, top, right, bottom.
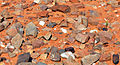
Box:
67, 37, 75, 43
46, 22, 57, 28
51, 36, 58, 41
37, 62, 47, 65
60, 28, 67, 33
32, 40, 44, 48
11, 33, 22, 49
81, 53, 100, 65
39, 21, 45, 26
25, 22, 38, 37
88, 17, 99, 26
18, 62, 36, 65
44, 32, 52, 40
45, 47, 51, 54
31, 52, 40, 59
113, 54, 119, 64
65, 47, 75, 53
40, 5, 48, 11
75, 33, 90, 43
51, 5, 71, 13
16, 53, 31, 65
61, 51, 75, 59
95, 37, 100, 43
74, 50, 89, 58
39, 54, 48, 60
6, 24, 18, 37
0, 24, 5, 32
50, 46, 61, 62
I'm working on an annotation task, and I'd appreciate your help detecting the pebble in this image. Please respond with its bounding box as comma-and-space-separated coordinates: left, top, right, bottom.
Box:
60, 28, 67, 33
32, 40, 44, 48
39, 21, 45, 26
39, 54, 48, 60
37, 62, 47, 65
113, 54, 119, 64
44, 32, 52, 40
61, 51, 75, 59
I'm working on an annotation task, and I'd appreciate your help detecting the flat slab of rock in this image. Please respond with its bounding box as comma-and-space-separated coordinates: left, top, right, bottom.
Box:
44, 32, 52, 40
32, 40, 44, 48
25, 22, 38, 37
81, 54, 100, 65
75, 33, 90, 43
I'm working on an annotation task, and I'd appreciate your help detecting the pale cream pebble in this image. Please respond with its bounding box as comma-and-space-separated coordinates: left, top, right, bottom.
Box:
39, 21, 45, 26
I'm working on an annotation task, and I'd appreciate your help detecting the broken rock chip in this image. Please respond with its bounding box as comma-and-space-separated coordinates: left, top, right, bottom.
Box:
61, 51, 75, 59
51, 5, 71, 13
16, 53, 31, 65
25, 22, 38, 37
81, 53, 100, 65
11, 33, 22, 49
32, 40, 44, 48
50, 46, 61, 62
75, 33, 90, 43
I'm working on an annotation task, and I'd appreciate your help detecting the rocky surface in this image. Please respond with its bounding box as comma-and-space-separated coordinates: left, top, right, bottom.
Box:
0, 0, 120, 65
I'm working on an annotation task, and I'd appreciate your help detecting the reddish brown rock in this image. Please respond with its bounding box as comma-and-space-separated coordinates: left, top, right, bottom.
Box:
0, 24, 5, 32
51, 5, 71, 13
32, 40, 44, 48
37, 11, 48, 17
88, 17, 99, 26
75, 33, 90, 43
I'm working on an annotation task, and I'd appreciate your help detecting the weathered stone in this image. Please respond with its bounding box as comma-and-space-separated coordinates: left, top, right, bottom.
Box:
40, 5, 48, 11
39, 54, 48, 60
51, 36, 58, 41
61, 52, 75, 59
18, 62, 36, 65
81, 54, 100, 65
89, 10, 100, 17
75, 33, 90, 43
76, 24, 87, 31
67, 37, 75, 43
37, 11, 48, 18
98, 31, 113, 43
25, 22, 38, 37
54, 62, 63, 65
16, 53, 31, 65
59, 49, 65, 54
32, 40, 44, 48
51, 5, 71, 13
11, 33, 22, 49
50, 46, 61, 61
60, 21, 68, 27
88, 17, 99, 26
46, 22, 57, 28
0, 24, 5, 32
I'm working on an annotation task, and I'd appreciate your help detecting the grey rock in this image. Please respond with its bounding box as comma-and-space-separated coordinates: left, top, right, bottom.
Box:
50, 46, 61, 62
18, 62, 36, 65
39, 5, 48, 11
46, 22, 57, 28
59, 49, 65, 54
81, 53, 100, 65
11, 33, 22, 49
16, 53, 31, 65
37, 62, 47, 65
45, 47, 51, 54
25, 22, 38, 37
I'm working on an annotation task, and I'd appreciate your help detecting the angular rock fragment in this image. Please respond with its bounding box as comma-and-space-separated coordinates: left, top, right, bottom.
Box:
25, 22, 38, 37
99, 53, 111, 62
32, 40, 44, 48
46, 22, 56, 28
11, 33, 22, 49
44, 32, 52, 40
88, 17, 99, 26
50, 46, 61, 61
81, 53, 100, 65
16, 53, 31, 65
96, 62, 108, 65
51, 5, 71, 13
39, 54, 48, 60
61, 51, 75, 59
75, 33, 90, 43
